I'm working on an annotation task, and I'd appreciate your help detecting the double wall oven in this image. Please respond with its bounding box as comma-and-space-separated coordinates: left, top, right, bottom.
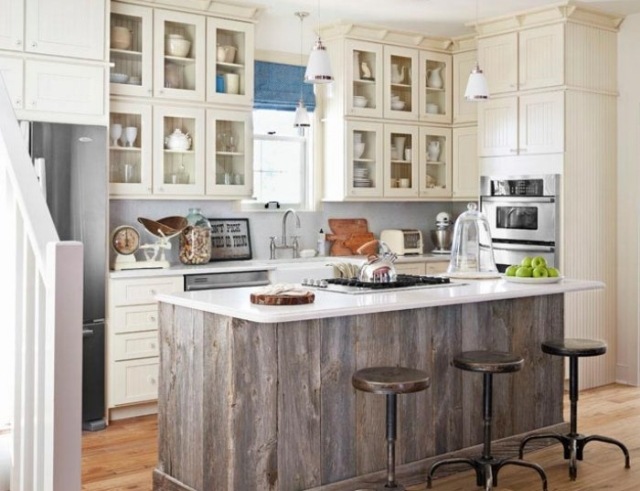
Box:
480, 175, 560, 272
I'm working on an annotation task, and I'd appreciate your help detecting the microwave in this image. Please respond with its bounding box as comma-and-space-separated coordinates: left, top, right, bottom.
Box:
380, 229, 423, 255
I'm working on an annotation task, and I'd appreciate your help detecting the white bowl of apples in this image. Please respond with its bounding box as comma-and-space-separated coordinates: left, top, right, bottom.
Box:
502, 256, 562, 283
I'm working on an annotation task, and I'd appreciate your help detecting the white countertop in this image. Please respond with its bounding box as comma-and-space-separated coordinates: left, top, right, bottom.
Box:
156, 277, 604, 324
109, 254, 449, 279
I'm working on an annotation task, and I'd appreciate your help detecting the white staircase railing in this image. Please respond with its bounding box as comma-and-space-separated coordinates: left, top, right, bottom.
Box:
0, 77, 83, 491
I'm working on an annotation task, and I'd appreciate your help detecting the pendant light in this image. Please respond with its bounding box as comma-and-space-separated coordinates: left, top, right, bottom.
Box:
304, 0, 333, 84
464, 0, 489, 101
294, 12, 311, 128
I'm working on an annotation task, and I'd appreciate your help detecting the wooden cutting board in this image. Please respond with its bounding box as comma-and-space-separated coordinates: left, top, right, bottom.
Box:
327, 218, 372, 256
250, 292, 315, 305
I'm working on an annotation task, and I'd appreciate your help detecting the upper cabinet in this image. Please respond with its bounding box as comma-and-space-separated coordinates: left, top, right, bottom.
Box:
206, 17, 254, 106
478, 24, 564, 95
346, 40, 383, 119
0, 0, 23, 52
452, 49, 478, 124
383, 45, 419, 120
419, 51, 452, 123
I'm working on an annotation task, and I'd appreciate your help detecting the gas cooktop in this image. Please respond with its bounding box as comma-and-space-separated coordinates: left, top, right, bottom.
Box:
302, 274, 462, 295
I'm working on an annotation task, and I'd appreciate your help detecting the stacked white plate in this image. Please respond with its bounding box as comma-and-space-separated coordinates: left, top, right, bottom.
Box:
353, 167, 372, 187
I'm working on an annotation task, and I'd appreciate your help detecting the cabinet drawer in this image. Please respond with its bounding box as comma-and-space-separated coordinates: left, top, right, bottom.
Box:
113, 331, 159, 361
111, 358, 159, 406
426, 261, 449, 275
112, 305, 159, 334
111, 276, 183, 306
395, 263, 426, 275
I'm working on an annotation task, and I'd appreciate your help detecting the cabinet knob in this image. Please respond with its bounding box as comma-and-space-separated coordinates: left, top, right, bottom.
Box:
509, 148, 518, 153
15, 98, 22, 106
150, 342, 156, 349
149, 289, 156, 295
148, 376, 157, 385
150, 315, 156, 322
147, 89, 152, 95
31, 41, 37, 48
15, 39, 22, 46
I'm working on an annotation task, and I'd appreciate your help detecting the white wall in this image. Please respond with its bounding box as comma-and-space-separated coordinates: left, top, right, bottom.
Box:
616, 12, 640, 386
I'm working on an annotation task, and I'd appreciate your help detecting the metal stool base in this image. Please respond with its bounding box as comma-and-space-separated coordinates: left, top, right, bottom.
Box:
519, 432, 631, 480
426, 455, 548, 491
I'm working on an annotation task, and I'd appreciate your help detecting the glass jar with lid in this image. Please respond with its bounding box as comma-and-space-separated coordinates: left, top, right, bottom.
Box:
179, 208, 212, 264
447, 202, 499, 278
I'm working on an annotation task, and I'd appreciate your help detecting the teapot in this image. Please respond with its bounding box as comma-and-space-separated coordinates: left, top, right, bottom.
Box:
427, 66, 443, 88
164, 129, 192, 151
427, 140, 441, 161
356, 240, 398, 283
390, 64, 406, 84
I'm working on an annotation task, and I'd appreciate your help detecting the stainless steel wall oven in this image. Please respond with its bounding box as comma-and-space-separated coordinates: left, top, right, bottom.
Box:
480, 175, 560, 272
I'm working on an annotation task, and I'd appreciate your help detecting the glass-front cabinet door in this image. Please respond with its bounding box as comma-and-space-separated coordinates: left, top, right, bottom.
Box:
384, 124, 419, 198
153, 9, 205, 101
419, 50, 452, 123
383, 46, 419, 121
109, 3, 152, 97
205, 109, 252, 197
346, 121, 383, 198
419, 126, 452, 198
346, 40, 383, 119
109, 101, 152, 196
153, 106, 205, 195
206, 18, 254, 106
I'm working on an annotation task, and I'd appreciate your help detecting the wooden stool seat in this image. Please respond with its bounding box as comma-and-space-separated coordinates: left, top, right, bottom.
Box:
519, 338, 630, 480
352, 366, 430, 395
428, 350, 548, 491
541, 338, 607, 357
453, 350, 524, 374
352, 366, 430, 490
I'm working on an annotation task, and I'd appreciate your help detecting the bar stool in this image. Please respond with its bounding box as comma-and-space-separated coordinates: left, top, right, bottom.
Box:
352, 366, 430, 490
519, 338, 630, 480
427, 351, 548, 491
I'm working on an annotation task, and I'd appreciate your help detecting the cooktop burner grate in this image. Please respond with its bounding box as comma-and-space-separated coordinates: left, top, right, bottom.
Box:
325, 274, 451, 290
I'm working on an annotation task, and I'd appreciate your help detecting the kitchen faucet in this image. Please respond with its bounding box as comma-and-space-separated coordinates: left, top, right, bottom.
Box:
269, 208, 301, 259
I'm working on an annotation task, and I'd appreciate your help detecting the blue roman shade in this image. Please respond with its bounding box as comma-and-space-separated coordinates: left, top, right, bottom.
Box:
254, 61, 316, 112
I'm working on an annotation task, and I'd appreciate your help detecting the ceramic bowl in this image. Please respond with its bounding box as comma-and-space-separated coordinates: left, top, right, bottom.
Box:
166, 36, 191, 57
353, 96, 368, 108
426, 103, 439, 114
111, 26, 131, 50
391, 95, 400, 102
299, 249, 317, 259
354, 142, 366, 159
391, 100, 405, 110
110, 72, 129, 84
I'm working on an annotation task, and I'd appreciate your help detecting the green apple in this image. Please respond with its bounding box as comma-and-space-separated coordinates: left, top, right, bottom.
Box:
533, 266, 549, 278
547, 267, 560, 277
505, 265, 519, 277
521, 256, 533, 268
516, 266, 533, 277
531, 256, 547, 269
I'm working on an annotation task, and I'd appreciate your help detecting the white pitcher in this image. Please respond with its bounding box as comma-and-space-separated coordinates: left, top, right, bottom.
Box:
391, 64, 406, 84
427, 140, 440, 161
427, 66, 443, 89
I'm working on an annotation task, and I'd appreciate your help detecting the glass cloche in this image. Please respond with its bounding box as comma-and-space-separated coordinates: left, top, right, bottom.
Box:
447, 203, 499, 278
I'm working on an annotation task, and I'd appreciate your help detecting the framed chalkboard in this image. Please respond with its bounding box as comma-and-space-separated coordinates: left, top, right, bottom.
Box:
208, 218, 252, 261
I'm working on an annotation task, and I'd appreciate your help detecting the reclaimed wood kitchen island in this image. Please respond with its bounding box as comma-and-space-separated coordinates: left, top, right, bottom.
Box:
153, 278, 603, 491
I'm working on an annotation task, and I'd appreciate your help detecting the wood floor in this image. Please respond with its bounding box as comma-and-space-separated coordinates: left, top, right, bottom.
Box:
82, 383, 640, 491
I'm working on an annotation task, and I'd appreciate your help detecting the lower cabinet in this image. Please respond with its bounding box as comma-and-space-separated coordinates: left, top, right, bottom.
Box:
107, 275, 183, 415
395, 260, 449, 275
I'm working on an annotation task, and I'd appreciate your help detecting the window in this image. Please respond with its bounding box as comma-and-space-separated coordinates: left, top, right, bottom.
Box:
245, 109, 313, 211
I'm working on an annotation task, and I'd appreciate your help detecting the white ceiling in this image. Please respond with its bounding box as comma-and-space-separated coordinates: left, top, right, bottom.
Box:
223, 0, 640, 53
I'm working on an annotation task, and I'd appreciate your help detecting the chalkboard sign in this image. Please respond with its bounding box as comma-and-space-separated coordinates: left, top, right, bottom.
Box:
208, 218, 252, 261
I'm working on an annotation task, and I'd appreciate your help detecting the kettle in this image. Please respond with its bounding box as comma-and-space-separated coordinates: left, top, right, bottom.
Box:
446, 203, 499, 278
356, 240, 398, 283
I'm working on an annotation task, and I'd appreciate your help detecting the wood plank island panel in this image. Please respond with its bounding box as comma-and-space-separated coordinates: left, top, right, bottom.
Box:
154, 295, 564, 491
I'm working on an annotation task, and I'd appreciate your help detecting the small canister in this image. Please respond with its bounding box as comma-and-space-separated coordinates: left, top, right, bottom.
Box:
179, 208, 212, 264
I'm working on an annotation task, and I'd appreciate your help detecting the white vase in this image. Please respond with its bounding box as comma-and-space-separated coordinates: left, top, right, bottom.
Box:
428, 140, 441, 161
427, 66, 443, 89
394, 136, 406, 158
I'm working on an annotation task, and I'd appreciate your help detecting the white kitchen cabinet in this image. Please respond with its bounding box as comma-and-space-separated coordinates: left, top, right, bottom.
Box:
0, 0, 23, 52
0, 55, 23, 108
477, 96, 517, 157
419, 50, 451, 123
384, 45, 419, 120
25, 0, 105, 60
24, 59, 104, 116
419, 126, 452, 198
518, 90, 564, 155
109, 2, 153, 98
452, 50, 478, 124
107, 276, 183, 410
395, 260, 449, 276
153, 105, 205, 195
205, 108, 252, 197
346, 120, 384, 198
478, 24, 564, 95
452, 126, 478, 199
206, 17, 254, 106
395, 262, 425, 275
345, 39, 383, 119
426, 261, 449, 275
153, 9, 205, 101
109, 101, 152, 196
384, 123, 419, 197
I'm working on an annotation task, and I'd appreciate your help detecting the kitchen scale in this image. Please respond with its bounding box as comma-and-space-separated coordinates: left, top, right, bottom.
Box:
110, 216, 187, 270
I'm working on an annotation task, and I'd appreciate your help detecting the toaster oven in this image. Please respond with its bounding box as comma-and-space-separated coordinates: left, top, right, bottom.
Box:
380, 229, 423, 255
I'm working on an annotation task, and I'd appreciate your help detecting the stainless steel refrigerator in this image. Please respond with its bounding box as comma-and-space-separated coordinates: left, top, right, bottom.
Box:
28, 122, 107, 429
